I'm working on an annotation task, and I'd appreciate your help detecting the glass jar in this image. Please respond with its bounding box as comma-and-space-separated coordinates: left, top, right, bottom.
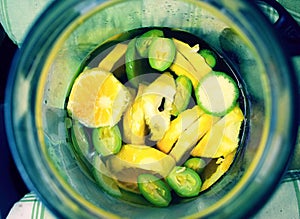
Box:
0, 0, 54, 46
5, 0, 298, 218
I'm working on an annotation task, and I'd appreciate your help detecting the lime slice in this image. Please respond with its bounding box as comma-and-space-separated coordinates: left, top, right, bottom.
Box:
148, 37, 176, 71
195, 71, 239, 117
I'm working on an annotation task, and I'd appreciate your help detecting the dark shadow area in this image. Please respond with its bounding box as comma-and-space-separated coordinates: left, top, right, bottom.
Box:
0, 24, 29, 218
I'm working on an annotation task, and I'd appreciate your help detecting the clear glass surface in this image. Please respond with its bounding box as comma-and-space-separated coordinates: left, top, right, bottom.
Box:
0, 0, 54, 46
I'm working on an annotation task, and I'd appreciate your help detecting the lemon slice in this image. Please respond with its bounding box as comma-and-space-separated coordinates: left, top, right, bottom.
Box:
200, 149, 236, 191
123, 84, 148, 145
170, 113, 220, 165
106, 144, 175, 184
157, 106, 204, 153
170, 38, 212, 88
191, 105, 244, 158
142, 72, 176, 141
67, 68, 132, 127
98, 43, 128, 72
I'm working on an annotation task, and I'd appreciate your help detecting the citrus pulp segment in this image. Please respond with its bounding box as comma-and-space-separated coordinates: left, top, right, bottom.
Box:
67, 68, 132, 127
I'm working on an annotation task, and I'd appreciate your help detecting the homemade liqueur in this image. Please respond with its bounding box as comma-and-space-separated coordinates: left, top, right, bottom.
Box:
66, 27, 248, 207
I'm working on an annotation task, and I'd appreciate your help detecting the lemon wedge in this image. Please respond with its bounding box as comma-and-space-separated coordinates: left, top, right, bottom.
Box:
170, 38, 212, 88
123, 84, 148, 145
67, 68, 132, 128
142, 72, 176, 141
191, 105, 244, 158
98, 43, 128, 72
200, 149, 237, 191
106, 144, 175, 184
157, 106, 203, 153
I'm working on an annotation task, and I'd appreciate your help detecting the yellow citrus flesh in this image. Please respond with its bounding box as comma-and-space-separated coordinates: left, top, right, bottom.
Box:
142, 72, 176, 141
98, 43, 128, 72
170, 38, 212, 88
191, 105, 244, 158
170, 52, 199, 88
200, 149, 236, 191
67, 68, 131, 128
157, 106, 203, 153
123, 84, 147, 145
106, 144, 175, 183
169, 113, 220, 165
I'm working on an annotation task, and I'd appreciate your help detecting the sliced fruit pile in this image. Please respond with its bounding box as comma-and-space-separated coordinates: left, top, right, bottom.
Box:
67, 29, 244, 207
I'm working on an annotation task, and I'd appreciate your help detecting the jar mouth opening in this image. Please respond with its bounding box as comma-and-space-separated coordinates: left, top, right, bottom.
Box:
6, 0, 297, 218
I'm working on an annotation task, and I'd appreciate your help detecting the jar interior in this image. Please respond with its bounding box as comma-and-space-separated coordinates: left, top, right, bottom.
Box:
10, 0, 294, 218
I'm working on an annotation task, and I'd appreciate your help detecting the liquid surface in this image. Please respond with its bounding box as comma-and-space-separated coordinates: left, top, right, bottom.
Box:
66, 27, 248, 207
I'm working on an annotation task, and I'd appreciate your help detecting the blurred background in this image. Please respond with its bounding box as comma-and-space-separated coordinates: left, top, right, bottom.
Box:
0, 24, 29, 218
